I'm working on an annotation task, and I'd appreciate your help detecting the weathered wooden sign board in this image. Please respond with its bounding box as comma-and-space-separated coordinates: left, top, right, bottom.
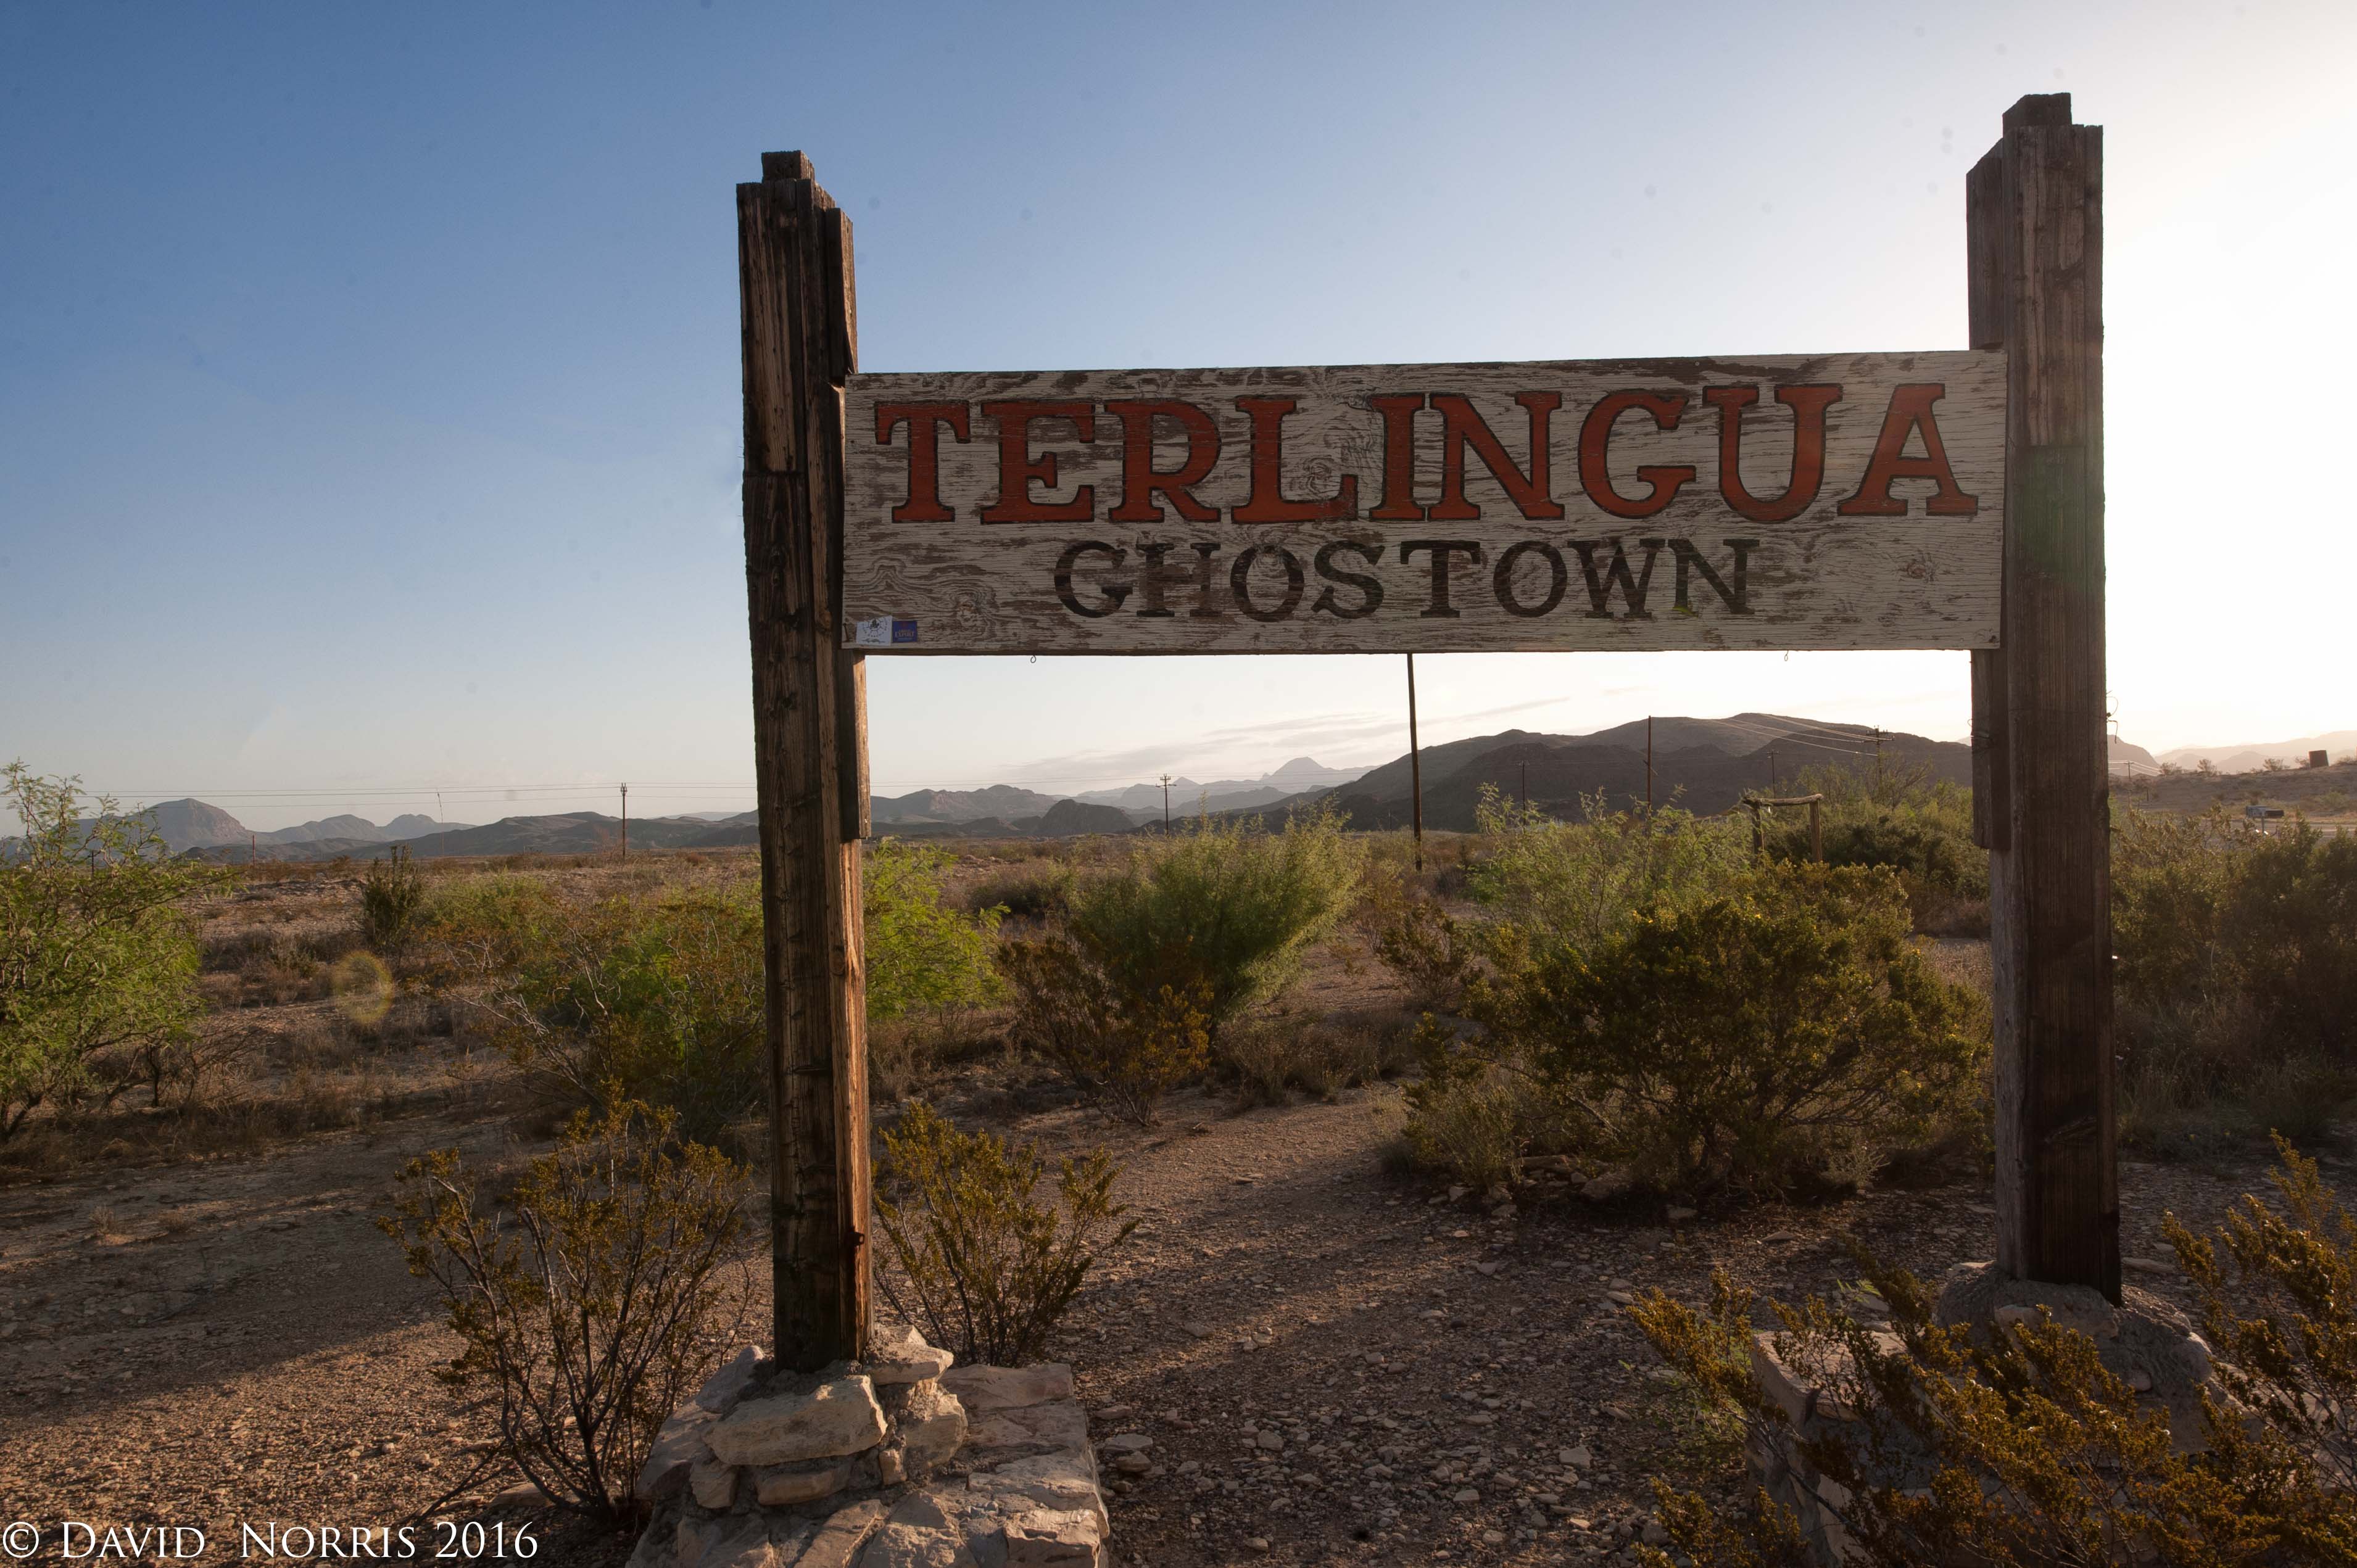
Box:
739, 94, 2113, 1377
842, 353, 2004, 654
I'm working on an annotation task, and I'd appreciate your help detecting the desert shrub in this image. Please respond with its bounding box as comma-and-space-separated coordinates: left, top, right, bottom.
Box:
0, 765, 218, 1138
1364, 870, 1473, 1013
1401, 1018, 1555, 1190
1444, 859, 1984, 1197
380, 1100, 747, 1525
865, 840, 1004, 1026
1219, 1010, 1413, 1107
474, 888, 766, 1146
1768, 763, 1986, 893
360, 843, 427, 957
2163, 1135, 2357, 1509
1062, 803, 1366, 1045
1634, 1144, 2357, 1566
873, 1102, 1135, 1366
1466, 788, 1748, 959
996, 933, 1210, 1124
963, 861, 1072, 922
2113, 809, 2357, 1150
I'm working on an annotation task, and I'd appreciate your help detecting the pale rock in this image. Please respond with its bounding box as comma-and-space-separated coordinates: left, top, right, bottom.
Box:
1665, 1207, 1697, 1223
861, 1490, 975, 1568
1111, 1452, 1150, 1475
943, 1364, 1075, 1414
752, 1458, 853, 1507
697, 1346, 766, 1412
1581, 1171, 1631, 1202
966, 1401, 1090, 1458
795, 1499, 889, 1568
692, 1517, 779, 1568
638, 1405, 721, 1503
706, 1377, 886, 1468
1255, 1430, 1284, 1451
1001, 1508, 1102, 1567
877, 1448, 906, 1485
868, 1325, 955, 1385
675, 1514, 726, 1568
1096, 1433, 1151, 1455
1562, 1445, 1592, 1469
690, 1455, 738, 1509
898, 1379, 970, 1474
1452, 1487, 1481, 1503
2123, 1256, 2177, 1277
968, 1449, 1107, 1531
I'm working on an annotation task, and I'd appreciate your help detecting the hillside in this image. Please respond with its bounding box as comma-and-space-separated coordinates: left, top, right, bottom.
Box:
1267, 714, 1971, 832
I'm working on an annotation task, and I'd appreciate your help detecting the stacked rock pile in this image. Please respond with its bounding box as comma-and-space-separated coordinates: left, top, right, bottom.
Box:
630, 1324, 1108, 1567
1746, 1260, 2222, 1565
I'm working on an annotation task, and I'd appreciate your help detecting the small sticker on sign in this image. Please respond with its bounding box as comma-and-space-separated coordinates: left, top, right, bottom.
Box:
851, 617, 893, 648
892, 619, 919, 644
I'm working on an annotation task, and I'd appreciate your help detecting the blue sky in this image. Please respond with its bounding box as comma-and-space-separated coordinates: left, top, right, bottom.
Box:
4, 1, 2352, 830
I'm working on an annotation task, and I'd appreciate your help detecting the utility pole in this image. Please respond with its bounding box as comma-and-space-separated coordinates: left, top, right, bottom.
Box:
1406, 654, 1424, 873
1646, 715, 1655, 822
1872, 728, 1885, 797
619, 782, 629, 862
1159, 772, 1172, 834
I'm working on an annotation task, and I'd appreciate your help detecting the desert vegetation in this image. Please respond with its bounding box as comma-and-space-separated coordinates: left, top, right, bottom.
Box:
9, 757, 2357, 1563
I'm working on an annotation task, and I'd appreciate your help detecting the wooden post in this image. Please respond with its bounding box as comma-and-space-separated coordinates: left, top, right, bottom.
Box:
1808, 798, 1822, 864
1406, 653, 1424, 872
1967, 96, 2118, 1301
739, 150, 872, 1369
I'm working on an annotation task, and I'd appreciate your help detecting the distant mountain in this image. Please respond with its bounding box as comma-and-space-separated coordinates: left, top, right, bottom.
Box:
2157, 731, 2353, 772
1036, 798, 1134, 835
1072, 757, 1367, 816
2108, 738, 2160, 777
257, 811, 469, 846
1248, 714, 1971, 833
122, 798, 251, 852
872, 785, 1064, 825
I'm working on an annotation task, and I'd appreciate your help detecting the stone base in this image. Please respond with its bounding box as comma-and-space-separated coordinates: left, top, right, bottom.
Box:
1744, 1261, 2224, 1566
630, 1326, 1108, 1568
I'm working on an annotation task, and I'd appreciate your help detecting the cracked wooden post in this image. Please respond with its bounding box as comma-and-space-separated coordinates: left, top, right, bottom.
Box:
739, 150, 872, 1369
1967, 94, 2118, 1302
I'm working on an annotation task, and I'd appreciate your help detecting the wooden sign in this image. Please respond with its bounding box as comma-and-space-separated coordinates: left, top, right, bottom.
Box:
842, 352, 2004, 655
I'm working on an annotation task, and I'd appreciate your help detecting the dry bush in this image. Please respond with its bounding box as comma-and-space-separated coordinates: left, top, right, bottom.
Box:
2115, 809, 2357, 1152
874, 1102, 1133, 1366
380, 1100, 747, 1525
1220, 1011, 1414, 1108
359, 843, 426, 957
996, 934, 1209, 1125
1361, 857, 1477, 1013
1634, 1142, 2357, 1566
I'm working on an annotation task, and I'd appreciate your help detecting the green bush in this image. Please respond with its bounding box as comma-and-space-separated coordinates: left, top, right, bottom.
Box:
1365, 872, 1473, 1014
2113, 808, 2357, 1150
472, 888, 766, 1147
963, 861, 1072, 922
1, 765, 218, 1138
864, 840, 1004, 1027
380, 1100, 747, 1525
1441, 859, 1984, 1196
1635, 1140, 2357, 1566
1062, 804, 1366, 1046
1466, 788, 1749, 960
874, 1102, 1135, 1365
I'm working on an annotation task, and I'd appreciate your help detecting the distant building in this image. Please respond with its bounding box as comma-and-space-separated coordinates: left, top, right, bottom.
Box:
2311, 749, 2331, 769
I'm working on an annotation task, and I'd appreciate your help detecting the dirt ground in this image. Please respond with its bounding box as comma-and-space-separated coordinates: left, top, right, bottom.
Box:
1, 867, 2347, 1566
